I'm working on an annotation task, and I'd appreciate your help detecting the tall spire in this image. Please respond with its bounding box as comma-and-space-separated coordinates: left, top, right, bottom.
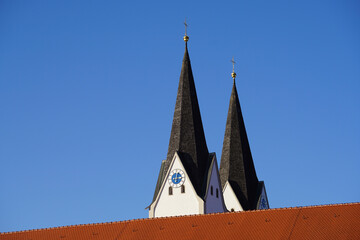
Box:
151, 25, 209, 201
164, 26, 209, 195
219, 60, 259, 210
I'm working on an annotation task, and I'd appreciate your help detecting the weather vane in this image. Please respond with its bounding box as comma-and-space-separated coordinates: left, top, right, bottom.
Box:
231, 57, 236, 80
183, 18, 189, 42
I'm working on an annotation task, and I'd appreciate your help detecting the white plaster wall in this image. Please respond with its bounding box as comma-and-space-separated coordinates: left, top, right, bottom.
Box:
204, 159, 226, 214
223, 181, 243, 212
152, 154, 204, 217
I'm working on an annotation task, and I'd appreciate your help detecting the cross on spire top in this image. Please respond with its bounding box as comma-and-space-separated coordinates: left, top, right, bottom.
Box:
183, 19, 189, 42
231, 57, 237, 80
231, 57, 236, 73
184, 18, 188, 36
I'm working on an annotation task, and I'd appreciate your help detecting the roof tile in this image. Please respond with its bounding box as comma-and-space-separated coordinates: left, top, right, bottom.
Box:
1, 203, 359, 240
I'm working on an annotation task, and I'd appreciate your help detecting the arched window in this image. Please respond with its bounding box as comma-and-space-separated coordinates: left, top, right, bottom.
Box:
169, 186, 173, 195
216, 188, 219, 198
181, 185, 185, 193
211, 186, 213, 195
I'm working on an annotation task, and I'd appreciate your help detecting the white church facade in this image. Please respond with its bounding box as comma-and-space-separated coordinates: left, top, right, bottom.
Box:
148, 31, 269, 218
149, 152, 226, 218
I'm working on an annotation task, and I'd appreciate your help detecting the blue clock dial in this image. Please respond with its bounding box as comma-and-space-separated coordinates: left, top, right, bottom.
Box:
168, 169, 185, 187
260, 197, 268, 209
172, 173, 182, 184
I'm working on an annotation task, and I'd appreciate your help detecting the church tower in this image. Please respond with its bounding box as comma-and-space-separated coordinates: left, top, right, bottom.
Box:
219, 62, 269, 211
148, 25, 226, 218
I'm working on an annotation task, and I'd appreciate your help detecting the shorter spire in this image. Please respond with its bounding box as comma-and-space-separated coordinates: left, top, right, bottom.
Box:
183, 19, 189, 42
231, 57, 236, 81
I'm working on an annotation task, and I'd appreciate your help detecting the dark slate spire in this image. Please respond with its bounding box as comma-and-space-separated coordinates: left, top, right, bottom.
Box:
219, 79, 259, 210
164, 42, 209, 195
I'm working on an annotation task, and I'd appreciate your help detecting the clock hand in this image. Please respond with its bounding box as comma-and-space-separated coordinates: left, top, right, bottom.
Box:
174, 174, 178, 183
175, 173, 181, 183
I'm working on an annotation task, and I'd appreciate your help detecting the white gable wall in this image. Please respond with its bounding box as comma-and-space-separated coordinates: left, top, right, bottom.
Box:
150, 153, 204, 218
204, 157, 227, 214
223, 181, 244, 212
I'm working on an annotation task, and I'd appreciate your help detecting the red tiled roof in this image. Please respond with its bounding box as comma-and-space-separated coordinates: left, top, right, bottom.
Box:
1, 203, 359, 240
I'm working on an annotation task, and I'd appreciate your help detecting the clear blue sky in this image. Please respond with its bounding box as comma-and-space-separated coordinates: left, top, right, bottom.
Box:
1, 0, 359, 233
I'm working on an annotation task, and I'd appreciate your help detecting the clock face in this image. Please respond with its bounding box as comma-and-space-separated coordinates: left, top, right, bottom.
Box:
260, 197, 268, 209
168, 169, 185, 188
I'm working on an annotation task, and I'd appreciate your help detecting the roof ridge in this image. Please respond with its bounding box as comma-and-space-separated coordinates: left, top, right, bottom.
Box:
239, 201, 360, 213
2, 202, 359, 235
0, 217, 149, 235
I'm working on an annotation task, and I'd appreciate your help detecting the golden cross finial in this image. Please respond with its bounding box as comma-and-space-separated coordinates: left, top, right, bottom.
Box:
231, 57, 237, 80
231, 57, 236, 72
183, 18, 189, 42
184, 18, 188, 36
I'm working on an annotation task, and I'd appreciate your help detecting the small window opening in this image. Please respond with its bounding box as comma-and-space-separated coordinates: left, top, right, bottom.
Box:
181, 185, 185, 193
169, 186, 173, 195
231, 208, 235, 212
211, 186, 213, 195
216, 188, 219, 198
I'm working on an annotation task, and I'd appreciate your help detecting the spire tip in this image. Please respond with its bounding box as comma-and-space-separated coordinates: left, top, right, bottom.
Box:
231, 57, 236, 80
183, 19, 189, 42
